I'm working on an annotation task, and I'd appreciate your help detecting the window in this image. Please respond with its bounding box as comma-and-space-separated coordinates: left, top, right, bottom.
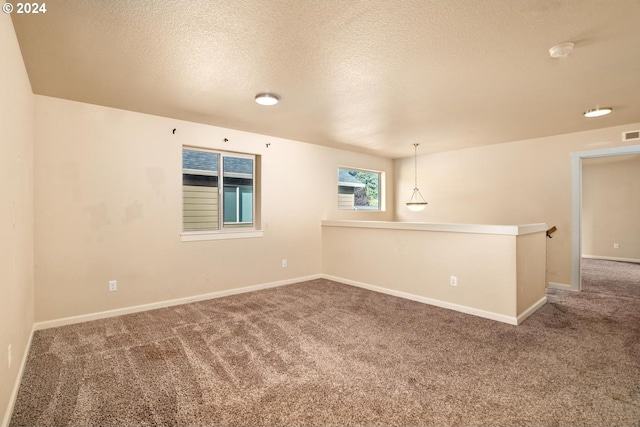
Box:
222, 157, 254, 226
338, 168, 381, 210
182, 148, 257, 238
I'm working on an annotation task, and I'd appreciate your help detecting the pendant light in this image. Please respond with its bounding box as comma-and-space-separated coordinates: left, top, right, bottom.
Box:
406, 143, 428, 211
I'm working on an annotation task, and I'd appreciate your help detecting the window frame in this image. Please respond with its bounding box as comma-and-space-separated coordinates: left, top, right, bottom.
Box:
221, 153, 255, 227
337, 166, 385, 212
181, 146, 262, 241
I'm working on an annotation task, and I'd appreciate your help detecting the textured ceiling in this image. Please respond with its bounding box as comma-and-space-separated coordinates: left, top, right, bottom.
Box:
11, 0, 640, 158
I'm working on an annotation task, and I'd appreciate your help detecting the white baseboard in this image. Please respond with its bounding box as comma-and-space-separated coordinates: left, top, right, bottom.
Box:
32, 271, 552, 333
582, 254, 640, 264
2, 324, 35, 427
322, 275, 519, 325
516, 296, 547, 325
34, 274, 322, 331
548, 282, 573, 290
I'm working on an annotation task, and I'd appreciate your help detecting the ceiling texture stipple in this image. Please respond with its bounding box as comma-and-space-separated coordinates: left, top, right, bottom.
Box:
11, 0, 640, 159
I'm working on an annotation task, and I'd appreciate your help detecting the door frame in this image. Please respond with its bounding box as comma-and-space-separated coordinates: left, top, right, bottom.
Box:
571, 144, 640, 290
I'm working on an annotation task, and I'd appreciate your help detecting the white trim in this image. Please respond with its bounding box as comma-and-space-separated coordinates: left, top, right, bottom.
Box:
582, 254, 640, 264
517, 223, 549, 235
338, 182, 366, 188
2, 324, 35, 427
322, 275, 518, 325
571, 153, 582, 291
516, 296, 547, 325
548, 282, 574, 291
34, 275, 322, 330
571, 144, 640, 290
223, 172, 252, 179
322, 220, 547, 236
183, 168, 218, 176
181, 230, 263, 241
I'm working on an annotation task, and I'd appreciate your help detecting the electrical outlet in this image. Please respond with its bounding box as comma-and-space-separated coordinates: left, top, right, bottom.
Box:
613, 243, 619, 249
282, 259, 287, 268
108, 280, 117, 292
450, 276, 458, 287
8, 345, 12, 369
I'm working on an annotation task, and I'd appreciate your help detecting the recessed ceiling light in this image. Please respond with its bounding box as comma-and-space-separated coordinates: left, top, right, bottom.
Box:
549, 42, 574, 58
584, 107, 613, 118
255, 93, 279, 106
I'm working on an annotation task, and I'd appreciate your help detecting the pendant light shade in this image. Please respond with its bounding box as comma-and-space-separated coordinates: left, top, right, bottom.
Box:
406, 143, 428, 211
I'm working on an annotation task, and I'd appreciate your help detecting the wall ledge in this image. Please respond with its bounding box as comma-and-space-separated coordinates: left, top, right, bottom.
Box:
322, 220, 547, 236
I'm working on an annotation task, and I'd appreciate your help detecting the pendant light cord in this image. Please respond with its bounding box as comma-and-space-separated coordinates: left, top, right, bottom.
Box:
406, 143, 427, 210
413, 143, 419, 189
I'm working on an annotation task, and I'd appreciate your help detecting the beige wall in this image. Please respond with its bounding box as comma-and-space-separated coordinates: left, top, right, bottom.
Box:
34, 96, 394, 322
582, 154, 640, 261
322, 225, 519, 319
0, 14, 34, 427
516, 232, 546, 316
394, 124, 640, 286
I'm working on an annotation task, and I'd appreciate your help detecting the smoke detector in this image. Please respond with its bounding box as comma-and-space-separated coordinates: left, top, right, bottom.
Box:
549, 42, 574, 58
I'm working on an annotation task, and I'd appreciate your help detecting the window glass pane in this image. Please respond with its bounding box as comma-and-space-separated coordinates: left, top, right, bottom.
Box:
337, 168, 380, 210
183, 174, 217, 187
223, 156, 254, 226
183, 150, 219, 231
182, 149, 256, 233
240, 187, 253, 222
223, 157, 253, 175
223, 186, 237, 223
183, 149, 219, 173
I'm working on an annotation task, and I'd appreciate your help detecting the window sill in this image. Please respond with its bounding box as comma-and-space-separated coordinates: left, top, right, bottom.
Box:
181, 230, 264, 242
338, 209, 385, 212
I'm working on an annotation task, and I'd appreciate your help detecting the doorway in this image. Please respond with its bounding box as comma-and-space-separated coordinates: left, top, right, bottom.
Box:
571, 144, 640, 290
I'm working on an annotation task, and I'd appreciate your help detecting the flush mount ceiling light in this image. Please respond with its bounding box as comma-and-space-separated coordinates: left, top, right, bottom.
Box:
255, 93, 279, 106
549, 42, 574, 58
584, 107, 613, 118
406, 143, 428, 212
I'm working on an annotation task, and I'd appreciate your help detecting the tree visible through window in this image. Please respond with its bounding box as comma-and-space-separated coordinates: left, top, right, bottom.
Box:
338, 168, 381, 210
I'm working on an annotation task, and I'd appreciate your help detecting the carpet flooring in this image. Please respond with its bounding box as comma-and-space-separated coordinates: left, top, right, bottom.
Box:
10, 259, 640, 426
